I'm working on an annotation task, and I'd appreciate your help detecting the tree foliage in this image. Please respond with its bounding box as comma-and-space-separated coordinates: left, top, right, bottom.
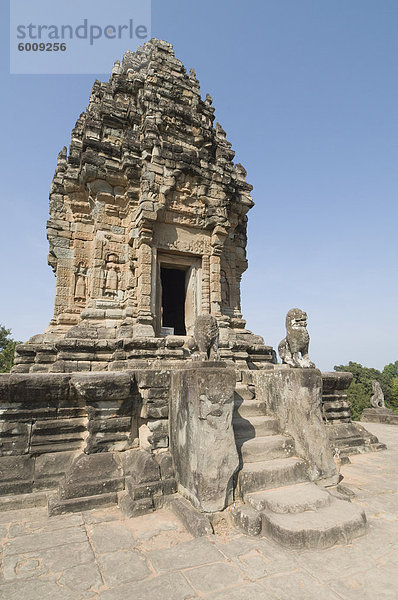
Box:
334, 360, 398, 420
0, 325, 21, 373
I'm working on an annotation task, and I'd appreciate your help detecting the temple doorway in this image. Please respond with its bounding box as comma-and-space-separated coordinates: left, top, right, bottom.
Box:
160, 267, 187, 335
155, 251, 202, 337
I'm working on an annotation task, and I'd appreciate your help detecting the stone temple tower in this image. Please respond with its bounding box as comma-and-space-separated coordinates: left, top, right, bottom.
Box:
14, 39, 274, 372
5, 40, 369, 548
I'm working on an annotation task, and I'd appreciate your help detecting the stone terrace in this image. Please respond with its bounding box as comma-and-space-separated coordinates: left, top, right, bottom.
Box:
0, 421, 396, 600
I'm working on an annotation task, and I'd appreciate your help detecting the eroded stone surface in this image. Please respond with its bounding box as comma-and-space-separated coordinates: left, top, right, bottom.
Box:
254, 368, 337, 484
278, 308, 315, 368
0, 430, 396, 600
12, 39, 275, 374
169, 366, 238, 512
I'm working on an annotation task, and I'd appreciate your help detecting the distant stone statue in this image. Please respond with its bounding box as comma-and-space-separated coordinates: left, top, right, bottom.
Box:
370, 380, 385, 408
278, 308, 315, 368
190, 314, 220, 360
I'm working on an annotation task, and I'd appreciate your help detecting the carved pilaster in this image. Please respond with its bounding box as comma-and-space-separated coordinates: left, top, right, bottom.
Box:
134, 223, 155, 336
201, 254, 210, 314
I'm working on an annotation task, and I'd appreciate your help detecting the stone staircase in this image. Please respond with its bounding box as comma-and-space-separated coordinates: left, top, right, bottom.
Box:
232, 382, 367, 549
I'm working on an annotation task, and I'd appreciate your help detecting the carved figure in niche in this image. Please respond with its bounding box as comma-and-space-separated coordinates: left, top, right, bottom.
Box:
74, 263, 87, 302
103, 253, 120, 298
188, 314, 220, 361
180, 180, 196, 202
168, 177, 205, 218
278, 308, 315, 368
220, 270, 230, 307
370, 380, 385, 408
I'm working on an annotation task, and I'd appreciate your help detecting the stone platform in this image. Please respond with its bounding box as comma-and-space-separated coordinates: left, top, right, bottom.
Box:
0, 422, 396, 600
361, 407, 398, 425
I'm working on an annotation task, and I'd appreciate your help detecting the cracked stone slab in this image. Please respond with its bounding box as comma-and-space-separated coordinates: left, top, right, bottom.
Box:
0, 579, 76, 600
57, 563, 103, 595
296, 545, 378, 583
184, 562, 244, 594
329, 562, 398, 600
4, 526, 87, 556
2, 541, 95, 580
147, 537, 224, 573
215, 535, 299, 578
98, 571, 195, 600
96, 550, 151, 587
86, 521, 136, 554
7, 513, 84, 538
259, 570, 342, 599
209, 582, 272, 600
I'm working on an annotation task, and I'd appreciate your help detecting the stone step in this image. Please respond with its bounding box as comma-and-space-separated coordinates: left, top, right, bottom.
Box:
246, 482, 331, 513
238, 456, 308, 495
234, 384, 255, 402
233, 416, 279, 439
262, 497, 367, 549
234, 399, 267, 417
48, 492, 117, 516
0, 490, 48, 512
240, 435, 294, 463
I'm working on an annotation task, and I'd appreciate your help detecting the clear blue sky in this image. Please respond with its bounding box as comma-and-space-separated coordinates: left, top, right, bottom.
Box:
1, 0, 397, 371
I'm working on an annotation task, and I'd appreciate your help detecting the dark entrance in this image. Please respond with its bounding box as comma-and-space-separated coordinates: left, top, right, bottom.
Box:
160, 267, 186, 335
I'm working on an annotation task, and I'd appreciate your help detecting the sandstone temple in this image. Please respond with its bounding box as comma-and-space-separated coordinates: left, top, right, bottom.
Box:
0, 40, 386, 548
15, 38, 272, 372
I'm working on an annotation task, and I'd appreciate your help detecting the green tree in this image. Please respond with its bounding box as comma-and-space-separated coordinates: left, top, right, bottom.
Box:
0, 325, 21, 373
390, 376, 398, 405
345, 380, 369, 421
381, 362, 398, 408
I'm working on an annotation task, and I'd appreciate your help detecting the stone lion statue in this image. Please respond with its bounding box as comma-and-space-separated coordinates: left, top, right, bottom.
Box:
370, 380, 385, 408
187, 314, 220, 360
278, 308, 315, 368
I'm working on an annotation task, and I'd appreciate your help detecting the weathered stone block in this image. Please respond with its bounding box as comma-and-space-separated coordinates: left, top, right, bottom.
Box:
135, 370, 170, 389
0, 455, 34, 495
232, 504, 262, 536
0, 422, 31, 456
146, 404, 169, 419
59, 477, 124, 499
155, 451, 175, 479
161, 478, 177, 496
125, 477, 163, 500
362, 407, 398, 425
30, 418, 86, 454
8, 373, 71, 404
64, 452, 122, 484
254, 368, 338, 485
170, 366, 238, 512
118, 491, 154, 517
34, 450, 76, 489
0, 374, 11, 402
121, 449, 161, 484
71, 372, 132, 401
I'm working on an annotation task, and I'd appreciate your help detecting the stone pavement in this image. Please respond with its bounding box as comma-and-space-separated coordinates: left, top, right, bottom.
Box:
0, 422, 396, 600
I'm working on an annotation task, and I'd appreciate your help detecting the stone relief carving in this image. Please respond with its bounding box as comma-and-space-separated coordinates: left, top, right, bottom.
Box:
153, 225, 210, 255
278, 308, 315, 368
370, 380, 385, 408
103, 253, 120, 298
220, 270, 230, 306
167, 177, 206, 218
74, 263, 88, 302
